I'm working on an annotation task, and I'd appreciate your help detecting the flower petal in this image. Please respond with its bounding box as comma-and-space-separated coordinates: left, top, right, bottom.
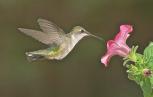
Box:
114, 25, 133, 43
101, 53, 111, 67
120, 25, 133, 33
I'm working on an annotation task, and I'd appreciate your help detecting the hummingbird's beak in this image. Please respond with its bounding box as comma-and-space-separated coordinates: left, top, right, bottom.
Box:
87, 32, 104, 41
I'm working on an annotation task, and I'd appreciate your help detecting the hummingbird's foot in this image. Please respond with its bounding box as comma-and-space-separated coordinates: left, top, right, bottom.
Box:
25, 52, 44, 62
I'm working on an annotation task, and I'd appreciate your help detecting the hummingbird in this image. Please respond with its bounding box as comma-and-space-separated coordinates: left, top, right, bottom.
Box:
18, 18, 103, 61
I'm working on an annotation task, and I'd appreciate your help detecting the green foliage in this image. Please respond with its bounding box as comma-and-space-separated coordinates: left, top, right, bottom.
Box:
144, 42, 153, 70
144, 42, 153, 59
141, 78, 152, 97
124, 43, 153, 97
126, 64, 143, 84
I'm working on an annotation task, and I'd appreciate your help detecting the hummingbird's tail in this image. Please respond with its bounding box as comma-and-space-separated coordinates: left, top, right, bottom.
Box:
25, 52, 45, 62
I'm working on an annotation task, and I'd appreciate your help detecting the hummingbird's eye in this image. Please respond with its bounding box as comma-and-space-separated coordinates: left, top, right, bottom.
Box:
80, 29, 85, 33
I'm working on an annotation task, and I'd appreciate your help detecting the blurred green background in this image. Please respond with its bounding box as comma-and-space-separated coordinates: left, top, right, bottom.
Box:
0, 0, 153, 97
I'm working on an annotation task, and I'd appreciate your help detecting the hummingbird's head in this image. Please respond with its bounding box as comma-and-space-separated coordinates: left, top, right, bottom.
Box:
71, 26, 103, 40
72, 26, 89, 37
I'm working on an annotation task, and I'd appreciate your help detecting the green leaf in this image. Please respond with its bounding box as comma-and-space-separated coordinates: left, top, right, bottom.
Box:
144, 42, 153, 64
140, 78, 152, 97
150, 77, 153, 89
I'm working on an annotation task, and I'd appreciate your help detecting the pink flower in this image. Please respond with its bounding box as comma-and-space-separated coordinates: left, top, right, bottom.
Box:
101, 25, 133, 66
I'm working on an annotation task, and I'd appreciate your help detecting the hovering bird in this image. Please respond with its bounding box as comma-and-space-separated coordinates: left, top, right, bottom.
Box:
18, 18, 103, 61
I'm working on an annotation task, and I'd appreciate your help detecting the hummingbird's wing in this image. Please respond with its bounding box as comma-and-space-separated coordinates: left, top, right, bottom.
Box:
18, 18, 66, 45
18, 28, 57, 45
37, 18, 65, 35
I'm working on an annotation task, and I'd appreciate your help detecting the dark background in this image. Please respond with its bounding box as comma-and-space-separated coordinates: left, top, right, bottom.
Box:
0, 0, 153, 97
